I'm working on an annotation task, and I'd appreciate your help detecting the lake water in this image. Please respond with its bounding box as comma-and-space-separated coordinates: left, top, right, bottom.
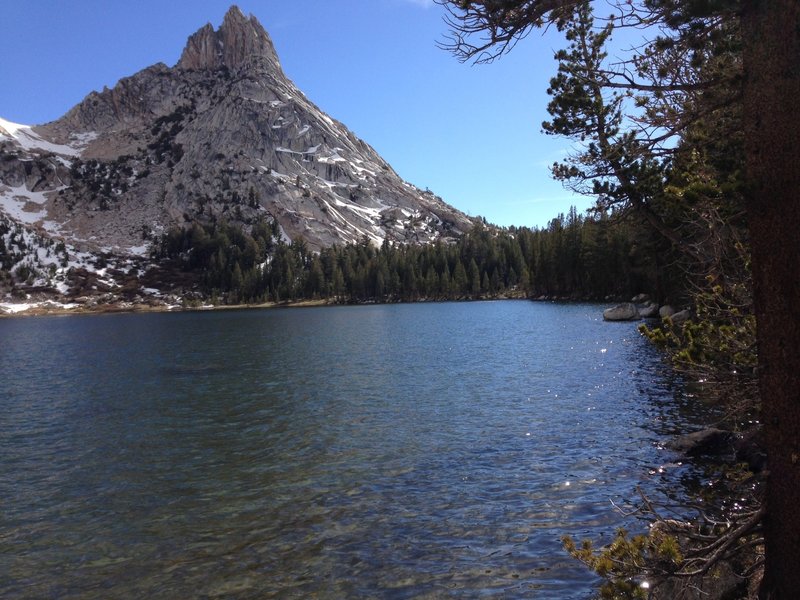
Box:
0, 301, 705, 599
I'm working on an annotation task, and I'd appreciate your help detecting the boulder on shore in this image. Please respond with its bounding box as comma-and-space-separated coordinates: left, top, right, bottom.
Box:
638, 302, 659, 318
659, 305, 676, 318
734, 427, 767, 473
670, 309, 692, 325
603, 302, 640, 321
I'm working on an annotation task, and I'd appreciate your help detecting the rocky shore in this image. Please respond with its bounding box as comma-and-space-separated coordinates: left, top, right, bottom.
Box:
0, 295, 330, 318
602, 293, 692, 324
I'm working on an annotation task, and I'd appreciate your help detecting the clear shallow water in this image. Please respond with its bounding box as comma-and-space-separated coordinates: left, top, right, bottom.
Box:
0, 301, 704, 598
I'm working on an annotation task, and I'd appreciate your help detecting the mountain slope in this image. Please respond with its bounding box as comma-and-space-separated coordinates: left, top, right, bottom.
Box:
1, 6, 472, 262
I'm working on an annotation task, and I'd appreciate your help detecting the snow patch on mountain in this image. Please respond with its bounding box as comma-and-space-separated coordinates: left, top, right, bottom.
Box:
0, 184, 53, 225
0, 117, 81, 156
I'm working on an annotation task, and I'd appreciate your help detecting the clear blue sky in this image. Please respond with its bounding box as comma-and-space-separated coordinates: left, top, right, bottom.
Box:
0, 0, 594, 229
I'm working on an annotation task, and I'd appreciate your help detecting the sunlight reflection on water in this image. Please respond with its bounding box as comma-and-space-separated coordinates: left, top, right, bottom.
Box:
0, 302, 712, 598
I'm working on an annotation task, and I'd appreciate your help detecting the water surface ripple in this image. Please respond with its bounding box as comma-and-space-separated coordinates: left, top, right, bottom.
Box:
0, 302, 704, 598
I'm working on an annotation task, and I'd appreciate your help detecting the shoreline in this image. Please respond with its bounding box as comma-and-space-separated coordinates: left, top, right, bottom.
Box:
0, 298, 332, 319
0, 292, 627, 319
0, 295, 556, 319
0, 293, 557, 319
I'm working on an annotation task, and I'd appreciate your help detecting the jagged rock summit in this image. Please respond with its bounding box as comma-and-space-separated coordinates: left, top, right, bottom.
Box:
0, 5, 473, 268
178, 6, 282, 73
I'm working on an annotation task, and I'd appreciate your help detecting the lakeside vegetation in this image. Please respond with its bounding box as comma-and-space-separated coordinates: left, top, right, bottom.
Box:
154, 205, 680, 307
429, 0, 800, 597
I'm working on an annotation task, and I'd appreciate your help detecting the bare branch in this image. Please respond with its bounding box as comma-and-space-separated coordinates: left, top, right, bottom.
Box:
435, 0, 582, 63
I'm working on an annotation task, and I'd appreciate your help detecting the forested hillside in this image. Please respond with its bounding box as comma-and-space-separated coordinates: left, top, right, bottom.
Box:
154, 204, 683, 305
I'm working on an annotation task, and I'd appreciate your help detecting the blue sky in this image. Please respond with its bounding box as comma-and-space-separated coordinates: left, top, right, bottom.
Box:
1, 0, 594, 228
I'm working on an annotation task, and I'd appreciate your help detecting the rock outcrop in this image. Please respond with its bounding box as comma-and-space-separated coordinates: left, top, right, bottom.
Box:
178, 6, 282, 74
602, 295, 689, 322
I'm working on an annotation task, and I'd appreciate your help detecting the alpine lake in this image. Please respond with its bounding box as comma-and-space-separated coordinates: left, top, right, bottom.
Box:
0, 300, 711, 598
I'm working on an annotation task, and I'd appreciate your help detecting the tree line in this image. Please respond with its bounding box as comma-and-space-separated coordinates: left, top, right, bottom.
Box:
155, 205, 684, 306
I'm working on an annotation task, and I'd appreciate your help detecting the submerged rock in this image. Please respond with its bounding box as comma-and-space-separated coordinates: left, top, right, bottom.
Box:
652, 557, 742, 600
667, 428, 734, 457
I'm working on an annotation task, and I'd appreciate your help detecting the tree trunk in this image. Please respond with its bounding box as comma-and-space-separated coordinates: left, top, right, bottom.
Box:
741, 1, 800, 597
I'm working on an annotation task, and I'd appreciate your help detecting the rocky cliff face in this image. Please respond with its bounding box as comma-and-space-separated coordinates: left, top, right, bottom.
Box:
0, 4, 473, 270
178, 7, 282, 73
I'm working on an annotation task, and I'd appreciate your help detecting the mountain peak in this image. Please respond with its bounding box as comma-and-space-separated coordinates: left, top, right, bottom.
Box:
222, 4, 247, 25
0, 4, 472, 272
177, 5, 281, 73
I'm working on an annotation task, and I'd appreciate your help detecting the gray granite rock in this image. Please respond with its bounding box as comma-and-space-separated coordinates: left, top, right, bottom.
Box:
603, 302, 640, 321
